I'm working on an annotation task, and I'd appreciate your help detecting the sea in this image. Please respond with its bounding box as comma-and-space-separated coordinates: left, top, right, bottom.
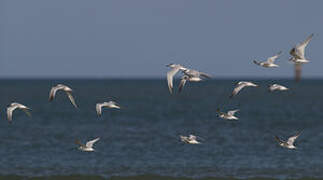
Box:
0, 79, 322, 180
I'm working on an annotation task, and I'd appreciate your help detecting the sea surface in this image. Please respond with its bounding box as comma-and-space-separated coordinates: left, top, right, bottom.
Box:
0, 79, 323, 180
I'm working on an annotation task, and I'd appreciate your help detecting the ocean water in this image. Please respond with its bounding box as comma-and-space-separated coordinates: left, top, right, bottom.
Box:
0, 79, 323, 180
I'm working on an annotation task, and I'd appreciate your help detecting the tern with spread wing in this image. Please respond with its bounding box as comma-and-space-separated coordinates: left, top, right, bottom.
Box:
166, 64, 187, 94
275, 131, 302, 149
75, 137, 100, 152
96, 101, 121, 116
289, 34, 314, 82
180, 134, 201, 144
49, 84, 78, 108
253, 51, 282, 68
230, 81, 258, 98
178, 68, 211, 93
289, 33, 313, 64
7, 102, 32, 123
269, 84, 288, 92
217, 108, 239, 120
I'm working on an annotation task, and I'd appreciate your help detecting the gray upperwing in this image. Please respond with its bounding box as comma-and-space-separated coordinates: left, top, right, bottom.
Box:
267, 51, 282, 63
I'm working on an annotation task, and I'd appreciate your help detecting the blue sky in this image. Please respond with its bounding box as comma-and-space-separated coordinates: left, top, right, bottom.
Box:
1, 0, 322, 78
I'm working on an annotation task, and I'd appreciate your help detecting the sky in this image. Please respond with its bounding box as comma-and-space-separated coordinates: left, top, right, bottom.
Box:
1, 0, 322, 78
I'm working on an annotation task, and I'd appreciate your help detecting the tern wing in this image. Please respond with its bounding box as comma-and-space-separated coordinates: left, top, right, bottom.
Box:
180, 136, 189, 143
228, 109, 239, 116
253, 60, 261, 66
178, 77, 187, 93
167, 67, 181, 94
267, 51, 282, 63
96, 104, 102, 116
86, 137, 100, 148
188, 135, 197, 140
49, 87, 59, 101
75, 139, 85, 147
274, 136, 284, 144
199, 72, 212, 79
108, 101, 121, 109
22, 108, 32, 118
66, 92, 78, 108
7, 106, 15, 122
296, 33, 313, 58
287, 131, 301, 145
289, 48, 298, 58
230, 83, 245, 98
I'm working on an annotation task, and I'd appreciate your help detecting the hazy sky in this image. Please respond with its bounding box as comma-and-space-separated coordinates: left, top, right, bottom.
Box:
1, 0, 322, 78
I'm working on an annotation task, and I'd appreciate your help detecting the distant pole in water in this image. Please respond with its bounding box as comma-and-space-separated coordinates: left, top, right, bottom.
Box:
294, 64, 301, 82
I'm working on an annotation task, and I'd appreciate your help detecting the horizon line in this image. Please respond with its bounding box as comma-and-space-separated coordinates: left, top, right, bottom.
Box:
0, 77, 322, 80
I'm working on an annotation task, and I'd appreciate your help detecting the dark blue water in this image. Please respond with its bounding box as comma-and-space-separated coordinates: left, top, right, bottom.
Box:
0, 79, 322, 180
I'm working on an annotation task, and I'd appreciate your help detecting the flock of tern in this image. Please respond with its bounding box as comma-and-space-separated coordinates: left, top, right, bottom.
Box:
7, 83, 120, 151
5, 34, 313, 151
168, 34, 313, 148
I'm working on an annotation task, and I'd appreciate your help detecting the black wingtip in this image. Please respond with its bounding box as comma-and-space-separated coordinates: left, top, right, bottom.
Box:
253, 60, 258, 65
274, 136, 281, 143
